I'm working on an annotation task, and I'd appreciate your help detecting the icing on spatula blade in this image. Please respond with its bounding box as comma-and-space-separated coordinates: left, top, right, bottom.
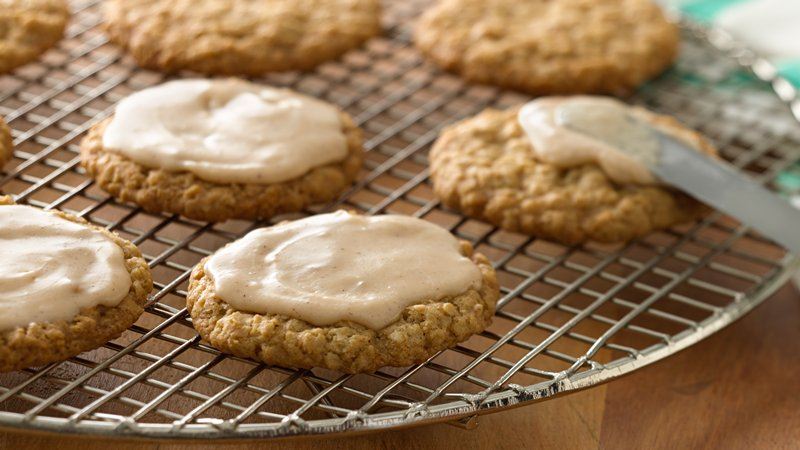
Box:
651, 131, 800, 254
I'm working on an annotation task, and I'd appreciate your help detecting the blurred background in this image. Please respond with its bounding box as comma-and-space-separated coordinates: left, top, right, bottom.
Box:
671, 0, 800, 287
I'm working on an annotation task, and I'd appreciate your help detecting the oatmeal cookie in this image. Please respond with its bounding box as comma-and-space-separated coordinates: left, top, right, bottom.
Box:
187, 238, 498, 374
414, 0, 679, 95
80, 112, 363, 222
429, 107, 717, 245
0, 0, 69, 74
0, 117, 11, 168
0, 196, 152, 372
102, 0, 382, 75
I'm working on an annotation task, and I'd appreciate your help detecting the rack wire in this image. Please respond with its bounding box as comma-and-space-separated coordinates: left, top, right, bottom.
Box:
0, 0, 798, 440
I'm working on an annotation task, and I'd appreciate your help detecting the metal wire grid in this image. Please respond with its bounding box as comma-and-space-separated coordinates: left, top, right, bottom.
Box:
0, 0, 797, 439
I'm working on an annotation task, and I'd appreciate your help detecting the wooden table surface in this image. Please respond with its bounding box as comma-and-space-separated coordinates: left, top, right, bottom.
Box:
1, 282, 798, 450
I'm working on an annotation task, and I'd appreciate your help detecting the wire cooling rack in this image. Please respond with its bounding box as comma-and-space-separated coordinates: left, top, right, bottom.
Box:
0, 0, 798, 440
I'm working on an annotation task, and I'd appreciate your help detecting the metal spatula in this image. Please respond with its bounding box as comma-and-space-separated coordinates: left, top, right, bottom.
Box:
650, 131, 800, 254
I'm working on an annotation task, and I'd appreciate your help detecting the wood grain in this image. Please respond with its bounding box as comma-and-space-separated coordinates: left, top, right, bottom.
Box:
1, 284, 797, 450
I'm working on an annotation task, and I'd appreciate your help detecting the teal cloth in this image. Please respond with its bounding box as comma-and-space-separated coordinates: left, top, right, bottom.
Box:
674, 0, 800, 85
672, 0, 800, 197
676, 0, 750, 21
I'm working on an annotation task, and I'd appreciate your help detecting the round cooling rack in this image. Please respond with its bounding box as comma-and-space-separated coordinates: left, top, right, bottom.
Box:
0, 0, 798, 440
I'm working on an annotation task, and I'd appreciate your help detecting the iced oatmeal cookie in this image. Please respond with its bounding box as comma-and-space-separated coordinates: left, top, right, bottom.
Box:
0, 196, 152, 372
186, 211, 500, 373
80, 79, 363, 222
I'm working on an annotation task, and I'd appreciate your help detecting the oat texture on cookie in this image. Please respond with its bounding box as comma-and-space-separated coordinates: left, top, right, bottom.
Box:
0, 0, 69, 74
0, 196, 152, 372
103, 0, 382, 75
186, 212, 500, 373
414, 0, 679, 95
429, 104, 718, 245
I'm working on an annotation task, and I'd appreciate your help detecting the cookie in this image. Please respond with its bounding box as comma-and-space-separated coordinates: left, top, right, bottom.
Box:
0, 117, 11, 169
102, 0, 382, 75
79, 79, 363, 222
414, 0, 679, 95
0, 0, 69, 74
0, 196, 152, 372
186, 211, 499, 373
429, 102, 718, 245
